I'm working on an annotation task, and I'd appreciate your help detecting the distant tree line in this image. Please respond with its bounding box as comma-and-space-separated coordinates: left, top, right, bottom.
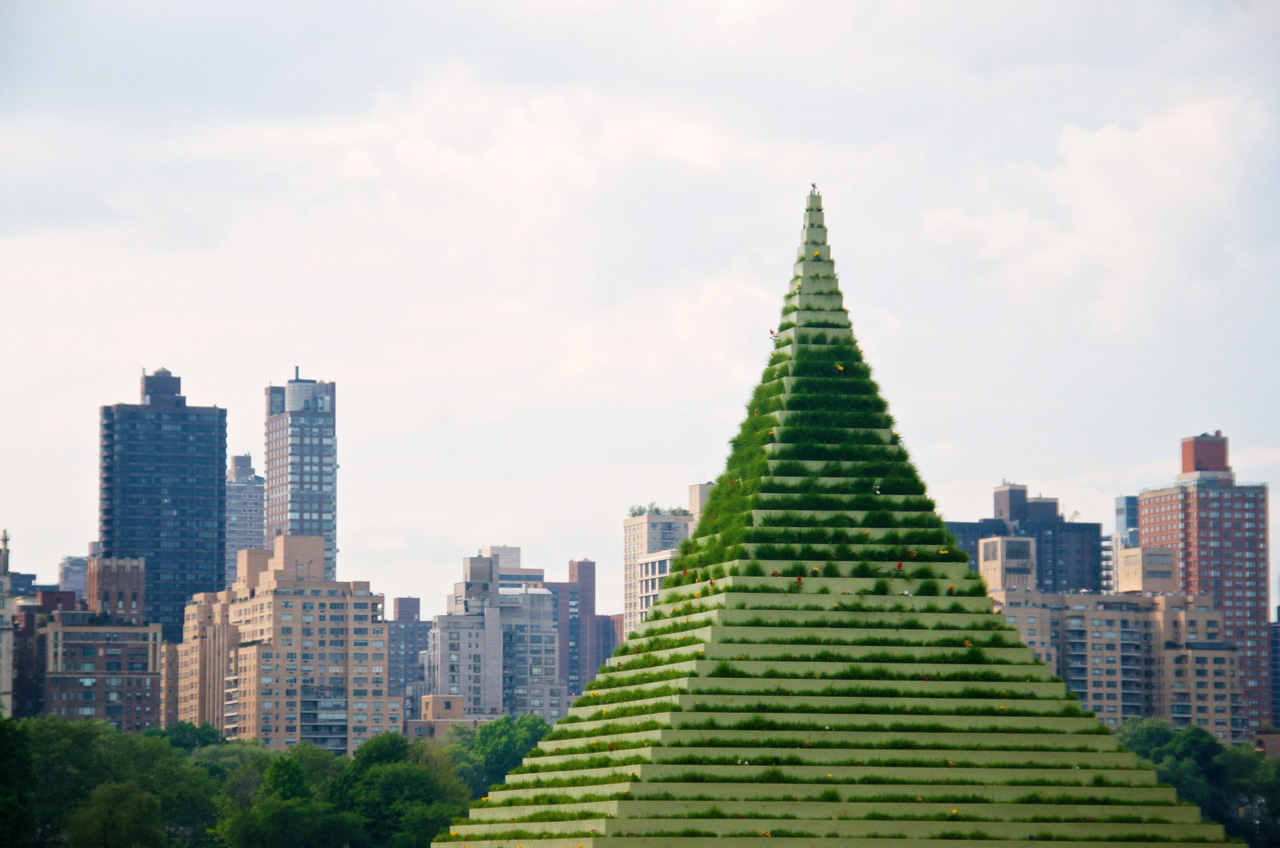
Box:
1117, 718, 1280, 847
0, 713, 548, 848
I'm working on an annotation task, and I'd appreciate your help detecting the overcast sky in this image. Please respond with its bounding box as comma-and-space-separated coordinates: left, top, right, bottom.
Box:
1, 1, 1277, 619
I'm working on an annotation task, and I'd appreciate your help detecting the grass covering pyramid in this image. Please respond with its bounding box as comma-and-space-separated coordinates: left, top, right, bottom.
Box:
434, 189, 1231, 847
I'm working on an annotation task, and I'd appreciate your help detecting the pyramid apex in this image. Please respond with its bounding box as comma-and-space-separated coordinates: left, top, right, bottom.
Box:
807, 182, 822, 211
436, 194, 1233, 848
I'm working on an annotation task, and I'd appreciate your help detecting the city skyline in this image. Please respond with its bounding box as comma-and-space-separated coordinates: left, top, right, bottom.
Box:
1, 3, 1277, 619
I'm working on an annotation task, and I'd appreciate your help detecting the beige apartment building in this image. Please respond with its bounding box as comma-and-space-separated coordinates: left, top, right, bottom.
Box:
177, 535, 398, 754
622, 483, 712, 635
405, 693, 484, 741
977, 535, 1036, 590
991, 550, 1244, 741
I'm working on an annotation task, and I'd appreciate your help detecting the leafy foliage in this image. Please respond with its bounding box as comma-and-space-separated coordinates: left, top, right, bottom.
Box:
0, 713, 508, 848
444, 713, 551, 797
66, 782, 164, 848
1117, 718, 1280, 847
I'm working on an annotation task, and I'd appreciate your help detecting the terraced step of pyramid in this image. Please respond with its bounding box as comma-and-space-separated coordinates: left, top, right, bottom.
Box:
433, 188, 1230, 846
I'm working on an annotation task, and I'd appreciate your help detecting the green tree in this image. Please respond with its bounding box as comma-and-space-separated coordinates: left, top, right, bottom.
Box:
327, 733, 470, 846
1117, 718, 1280, 847
143, 721, 222, 752
25, 717, 118, 848
216, 796, 363, 848
0, 716, 35, 848
260, 755, 311, 801
193, 742, 272, 813
285, 742, 347, 798
1116, 716, 1176, 759
443, 725, 486, 797
328, 731, 410, 808
65, 782, 163, 848
344, 760, 468, 845
444, 715, 550, 797
109, 733, 219, 845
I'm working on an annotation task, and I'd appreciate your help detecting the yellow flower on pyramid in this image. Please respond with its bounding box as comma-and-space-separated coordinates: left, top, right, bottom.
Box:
812, 249, 820, 257
836, 364, 844, 371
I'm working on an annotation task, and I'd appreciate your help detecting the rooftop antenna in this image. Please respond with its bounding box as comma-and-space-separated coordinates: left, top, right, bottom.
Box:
294, 365, 300, 380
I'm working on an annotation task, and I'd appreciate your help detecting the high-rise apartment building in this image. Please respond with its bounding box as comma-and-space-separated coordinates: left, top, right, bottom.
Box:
483, 545, 544, 588
977, 536, 1036, 590
946, 483, 1103, 592
421, 555, 567, 722
57, 553, 89, 601
178, 535, 396, 753
992, 585, 1244, 740
633, 549, 678, 628
1272, 621, 1280, 732
623, 486, 711, 635
1115, 495, 1140, 548
1135, 431, 1270, 730
42, 558, 164, 732
264, 371, 337, 579
12, 558, 164, 732
225, 454, 265, 586
387, 597, 432, 710
100, 368, 226, 641
11, 591, 76, 718
491, 551, 615, 695
0, 530, 13, 717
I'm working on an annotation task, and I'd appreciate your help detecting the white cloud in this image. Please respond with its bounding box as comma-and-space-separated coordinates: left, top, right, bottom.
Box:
921, 97, 1271, 334
0, 2, 1277, 615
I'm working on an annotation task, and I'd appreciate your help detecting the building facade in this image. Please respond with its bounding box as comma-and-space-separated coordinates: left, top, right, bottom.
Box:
178, 535, 396, 754
977, 536, 1036, 590
42, 607, 164, 732
11, 591, 77, 718
946, 482, 1103, 592
633, 549, 676, 629
57, 554, 89, 602
491, 552, 616, 695
623, 489, 707, 635
422, 555, 567, 723
1115, 495, 1140, 548
992, 586, 1244, 740
100, 368, 226, 641
387, 596, 432, 711
1135, 431, 1270, 731
225, 453, 265, 587
0, 531, 12, 716
264, 371, 337, 579
7, 572, 56, 599
12, 559, 164, 732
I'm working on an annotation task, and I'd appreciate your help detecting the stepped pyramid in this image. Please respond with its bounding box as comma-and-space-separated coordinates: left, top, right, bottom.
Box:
435, 189, 1230, 847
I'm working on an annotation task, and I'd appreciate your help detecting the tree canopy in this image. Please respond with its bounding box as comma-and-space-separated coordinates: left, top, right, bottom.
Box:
0, 711, 545, 848
1118, 718, 1280, 847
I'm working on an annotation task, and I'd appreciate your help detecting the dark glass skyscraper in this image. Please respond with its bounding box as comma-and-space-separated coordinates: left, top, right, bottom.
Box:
100, 368, 226, 641
945, 482, 1103, 592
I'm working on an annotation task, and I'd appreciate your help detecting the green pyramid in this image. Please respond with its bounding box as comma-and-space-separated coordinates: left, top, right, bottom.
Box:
434, 189, 1230, 847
